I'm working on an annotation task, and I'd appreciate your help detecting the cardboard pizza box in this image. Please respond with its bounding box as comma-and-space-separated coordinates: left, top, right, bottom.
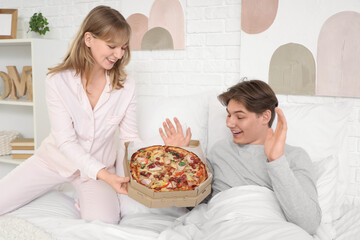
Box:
123, 140, 212, 208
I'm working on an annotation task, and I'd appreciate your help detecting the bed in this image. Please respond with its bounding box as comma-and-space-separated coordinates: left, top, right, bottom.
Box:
1, 92, 359, 240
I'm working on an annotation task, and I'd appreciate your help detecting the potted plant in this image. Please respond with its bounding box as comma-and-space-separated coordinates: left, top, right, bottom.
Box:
28, 12, 50, 36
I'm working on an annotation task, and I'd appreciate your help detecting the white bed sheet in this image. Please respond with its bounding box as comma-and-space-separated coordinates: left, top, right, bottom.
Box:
2, 191, 177, 240
332, 205, 360, 240
0, 186, 342, 240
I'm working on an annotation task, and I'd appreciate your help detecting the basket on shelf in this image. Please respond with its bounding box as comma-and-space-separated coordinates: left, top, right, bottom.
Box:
0, 131, 21, 156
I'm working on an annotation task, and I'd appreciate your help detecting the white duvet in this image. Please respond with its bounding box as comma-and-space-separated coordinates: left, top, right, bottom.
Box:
0, 186, 335, 240
159, 186, 314, 240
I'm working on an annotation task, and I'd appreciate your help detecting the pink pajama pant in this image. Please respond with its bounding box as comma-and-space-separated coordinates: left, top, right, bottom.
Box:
0, 156, 120, 224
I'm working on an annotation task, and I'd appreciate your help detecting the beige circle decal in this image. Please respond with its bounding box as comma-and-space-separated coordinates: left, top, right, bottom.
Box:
141, 27, 174, 50
269, 43, 316, 95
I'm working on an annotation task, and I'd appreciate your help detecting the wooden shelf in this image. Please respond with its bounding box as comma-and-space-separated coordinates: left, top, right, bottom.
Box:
0, 155, 24, 165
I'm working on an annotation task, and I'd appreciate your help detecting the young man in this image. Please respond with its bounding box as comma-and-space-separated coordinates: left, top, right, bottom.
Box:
160, 80, 321, 235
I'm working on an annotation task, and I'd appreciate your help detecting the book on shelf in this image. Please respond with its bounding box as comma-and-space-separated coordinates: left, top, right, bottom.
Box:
10, 138, 34, 146
10, 138, 34, 150
12, 154, 33, 159
11, 145, 34, 150
10, 138, 35, 160
11, 149, 35, 154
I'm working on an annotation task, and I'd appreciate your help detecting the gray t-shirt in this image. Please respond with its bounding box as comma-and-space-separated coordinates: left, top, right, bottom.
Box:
206, 138, 322, 235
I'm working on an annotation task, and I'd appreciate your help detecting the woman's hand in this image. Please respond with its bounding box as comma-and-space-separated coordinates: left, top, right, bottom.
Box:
159, 117, 192, 147
97, 169, 130, 194
264, 107, 287, 162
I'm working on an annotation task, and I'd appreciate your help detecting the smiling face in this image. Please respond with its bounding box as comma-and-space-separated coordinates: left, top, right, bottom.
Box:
85, 33, 127, 72
226, 99, 270, 145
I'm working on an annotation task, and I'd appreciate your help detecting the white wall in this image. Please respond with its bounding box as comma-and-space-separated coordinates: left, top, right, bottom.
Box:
7, 0, 241, 96
3, 0, 360, 201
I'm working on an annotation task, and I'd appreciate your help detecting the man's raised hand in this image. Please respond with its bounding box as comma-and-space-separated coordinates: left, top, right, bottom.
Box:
159, 117, 192, 147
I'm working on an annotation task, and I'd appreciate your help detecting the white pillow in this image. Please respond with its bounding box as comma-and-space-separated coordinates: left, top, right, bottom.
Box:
313, 155, 339, 223
136, 94, 209, 153
276, 102, 353, 161
207, 92, 231, 156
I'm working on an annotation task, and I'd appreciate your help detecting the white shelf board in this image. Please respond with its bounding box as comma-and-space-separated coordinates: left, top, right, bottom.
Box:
0, 155, 24, 165
0, 39, 32, 46
0, 98, 34, 106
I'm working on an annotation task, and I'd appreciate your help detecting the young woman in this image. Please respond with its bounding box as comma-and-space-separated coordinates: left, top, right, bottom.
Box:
0, 6, 137, 224
160, 80, 322, 235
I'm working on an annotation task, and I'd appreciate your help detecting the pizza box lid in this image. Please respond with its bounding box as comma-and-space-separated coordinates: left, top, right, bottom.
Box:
123, 140, 212, 207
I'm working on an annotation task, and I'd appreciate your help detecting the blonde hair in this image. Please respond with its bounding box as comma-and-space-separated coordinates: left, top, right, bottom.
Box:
48, 5, 131, 90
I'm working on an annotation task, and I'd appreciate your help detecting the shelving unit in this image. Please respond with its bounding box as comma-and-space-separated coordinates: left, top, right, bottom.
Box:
0, 38, 68, 165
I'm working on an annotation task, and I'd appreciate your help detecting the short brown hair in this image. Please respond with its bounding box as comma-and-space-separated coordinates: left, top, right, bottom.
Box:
218, 80, 278, 127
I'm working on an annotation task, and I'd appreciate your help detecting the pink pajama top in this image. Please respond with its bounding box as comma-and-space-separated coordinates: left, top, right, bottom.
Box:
36, 69, 138, 180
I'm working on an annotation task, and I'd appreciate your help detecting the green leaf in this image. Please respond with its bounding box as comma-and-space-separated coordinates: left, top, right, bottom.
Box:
179, 161, 186, 166
28, 12, 50, 35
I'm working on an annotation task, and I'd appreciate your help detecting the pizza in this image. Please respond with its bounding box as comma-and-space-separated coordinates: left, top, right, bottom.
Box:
129, 145, 208, 192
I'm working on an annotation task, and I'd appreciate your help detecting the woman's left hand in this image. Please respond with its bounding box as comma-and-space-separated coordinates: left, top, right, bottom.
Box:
264, 107, 287, 162
159, 117, 192, 147
109, 175, 130, 194
97, 169, 130, 194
